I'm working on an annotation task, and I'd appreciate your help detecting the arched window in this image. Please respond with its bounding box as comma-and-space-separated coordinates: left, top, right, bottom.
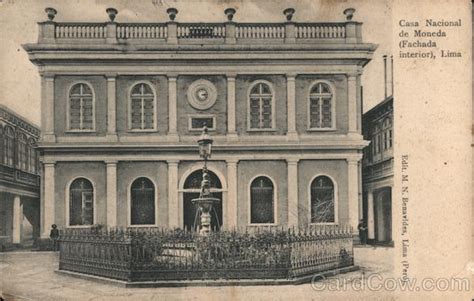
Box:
130, 83, 155, 130
130, 177, 156, 225
4, 126, 15, 167
250, 176, 275, 224
309, 82, 334, 129
18, 133, 27, 171
249, 82, 273, 129
28, 138, 37, 173
310, 176, 335, 223
69, 178, 94, 226
69, 83, 94, 130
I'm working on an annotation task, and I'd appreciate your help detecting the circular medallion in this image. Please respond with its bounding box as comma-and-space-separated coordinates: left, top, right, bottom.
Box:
187, 79, 217, 110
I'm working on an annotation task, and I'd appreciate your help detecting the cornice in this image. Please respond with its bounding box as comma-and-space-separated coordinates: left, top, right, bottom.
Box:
0, 106, 41, 137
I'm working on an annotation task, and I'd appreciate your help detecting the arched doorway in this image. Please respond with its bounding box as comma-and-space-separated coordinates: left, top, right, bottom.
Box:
182, 169, 223, 231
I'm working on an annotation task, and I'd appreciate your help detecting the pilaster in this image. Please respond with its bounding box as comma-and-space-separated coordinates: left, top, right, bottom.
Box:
106, 75, 118, 141
287, 158, 299, 227
348, 74, 358, 134
168, 75, 179, 141
226, 74, 238, 141
286, 74, 298, 140
42, 74, 56, 142
347, 158, 360, 238
42, 161, 55, 238
167, 160, 179, 228
226, 159, 238, 229
367, 189, 375, 240
12, 195, 22, 244
105, 161, 118, 228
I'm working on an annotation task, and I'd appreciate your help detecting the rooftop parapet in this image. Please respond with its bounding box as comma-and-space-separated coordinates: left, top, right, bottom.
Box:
36, 7, 363, 45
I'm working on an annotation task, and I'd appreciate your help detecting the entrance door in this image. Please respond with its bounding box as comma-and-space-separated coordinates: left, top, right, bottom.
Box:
183, 170, 223, 231
374, 188, 392, 243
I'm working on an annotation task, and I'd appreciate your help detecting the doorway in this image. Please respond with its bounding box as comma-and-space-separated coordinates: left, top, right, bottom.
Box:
374, 187, 392, 243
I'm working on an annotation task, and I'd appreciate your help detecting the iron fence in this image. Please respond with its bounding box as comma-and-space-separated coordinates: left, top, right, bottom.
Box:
59, 225, 353, 282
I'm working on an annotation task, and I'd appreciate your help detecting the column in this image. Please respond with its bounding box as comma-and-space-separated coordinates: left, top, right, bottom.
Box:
347, 158, 360, 237
226, 74, 237, 140
348, 75, 358, 134
167, 160, 179, 228
358, 162, 363, 218
42, 162, 55, 238
286, 74, 298, 140
106, 161, 117, 228
287, 158, 299, 227
12, 195, 22, 244
168, 75, 178, 140
106, 75, 117, 140
43, 75, 55, 142
367, 190, 375, 240
226, 159, 238, 229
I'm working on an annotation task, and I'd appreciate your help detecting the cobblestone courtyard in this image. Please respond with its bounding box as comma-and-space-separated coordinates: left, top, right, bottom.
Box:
0, 247, 397, 301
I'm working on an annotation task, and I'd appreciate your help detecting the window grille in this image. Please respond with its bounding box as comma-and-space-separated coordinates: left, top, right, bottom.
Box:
131, 177, 156, 225
69, 83, 94, 130
249, 82, 273, 129
310, 176, 335, 223
69, 178, 94, 226
250, 176, 274, 224
130, 83, 155, 130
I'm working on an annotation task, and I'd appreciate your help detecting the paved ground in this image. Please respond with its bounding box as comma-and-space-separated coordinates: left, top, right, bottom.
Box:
1, 247, 397, 301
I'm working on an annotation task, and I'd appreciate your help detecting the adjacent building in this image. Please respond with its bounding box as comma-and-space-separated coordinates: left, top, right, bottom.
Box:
23, 7, 376, 238
362, 95, 393, 245
0, 105, 41, 248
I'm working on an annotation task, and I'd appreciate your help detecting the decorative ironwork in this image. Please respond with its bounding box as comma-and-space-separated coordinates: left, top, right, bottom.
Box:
58, 225, 353, 282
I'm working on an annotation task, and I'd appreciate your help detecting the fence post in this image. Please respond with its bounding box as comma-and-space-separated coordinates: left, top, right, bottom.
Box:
224, 8, 236, 44
166, 8, 178, 44
167, 22, 178, 44
106, 22, 117, 44
225, 22, 236, 44
38, 22, 56, 44
283, 8, 296, 43
343, 8, 358, 43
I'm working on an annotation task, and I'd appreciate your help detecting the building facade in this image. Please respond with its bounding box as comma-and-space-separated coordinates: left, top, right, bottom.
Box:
24, 7, 376, 238
0, 105, 41, 248
362, 96, 393, 245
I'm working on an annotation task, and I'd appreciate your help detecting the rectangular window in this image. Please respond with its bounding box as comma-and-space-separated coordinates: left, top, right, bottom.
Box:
143, 99, 154, 129
389, 129, 393, 148
82, 99, 93, 130
261, 98, 272, 128
69, 98, 81, 130
189, 116, 216, 131
249, 98, 260, 128
321, 97, 332, 128
131, 99, 142, 129
310, 98, 320, 128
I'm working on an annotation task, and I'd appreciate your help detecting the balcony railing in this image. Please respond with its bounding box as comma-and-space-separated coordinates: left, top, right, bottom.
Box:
37, 7, 362, 45
55, 22, 107, 39
0, 164, 40, 186
38, 21, 359, 45
117, 23, 167, 39
363, 157, 393, 180
177, 23, 226, 39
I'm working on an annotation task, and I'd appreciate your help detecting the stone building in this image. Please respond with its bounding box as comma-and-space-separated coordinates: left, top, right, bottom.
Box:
362, 95, 393, 245
23, 7, 376, 238
0, 105, 41, 248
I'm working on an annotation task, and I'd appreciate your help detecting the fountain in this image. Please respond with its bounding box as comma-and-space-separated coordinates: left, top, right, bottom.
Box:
192, 126, 220, 235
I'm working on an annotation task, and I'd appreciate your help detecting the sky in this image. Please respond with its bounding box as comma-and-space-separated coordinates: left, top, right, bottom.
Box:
0, 0, 392, 127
